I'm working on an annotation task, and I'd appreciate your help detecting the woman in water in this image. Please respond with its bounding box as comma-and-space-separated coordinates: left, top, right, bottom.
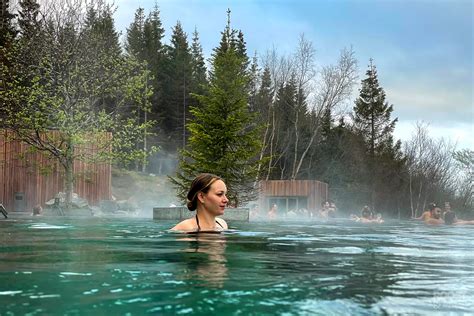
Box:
424, 207, 444, 225
171, 173, 229, 232
444, 210, 474, 225
412, 202, 436, 221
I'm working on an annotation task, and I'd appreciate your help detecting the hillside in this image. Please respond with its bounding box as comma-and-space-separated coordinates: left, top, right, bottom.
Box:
111, 168, 179, 216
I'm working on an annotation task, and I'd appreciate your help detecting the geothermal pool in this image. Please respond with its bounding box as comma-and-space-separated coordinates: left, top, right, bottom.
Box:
0, 217, 473, 315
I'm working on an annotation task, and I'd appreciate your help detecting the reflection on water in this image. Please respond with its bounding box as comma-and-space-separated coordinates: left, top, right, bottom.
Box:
179, 233, 228, 287
0, 217, 473, 314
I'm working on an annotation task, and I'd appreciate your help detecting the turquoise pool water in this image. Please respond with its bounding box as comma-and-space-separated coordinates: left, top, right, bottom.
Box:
0, 217, 473, 315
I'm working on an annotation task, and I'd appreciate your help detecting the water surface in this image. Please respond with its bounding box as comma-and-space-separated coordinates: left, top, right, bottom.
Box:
0, 217, 473, 315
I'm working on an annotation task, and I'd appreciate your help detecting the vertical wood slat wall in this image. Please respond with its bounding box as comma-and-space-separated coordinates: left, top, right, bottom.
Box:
258, 180, 328, 212
0, 130, 111, 212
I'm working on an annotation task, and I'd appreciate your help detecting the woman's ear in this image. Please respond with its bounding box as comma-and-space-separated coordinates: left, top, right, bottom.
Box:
197, 191, 205, 203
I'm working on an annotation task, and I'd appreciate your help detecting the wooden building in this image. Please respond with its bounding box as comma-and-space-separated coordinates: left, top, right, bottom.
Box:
258, 180, 328, 215
0, 130, 111, 213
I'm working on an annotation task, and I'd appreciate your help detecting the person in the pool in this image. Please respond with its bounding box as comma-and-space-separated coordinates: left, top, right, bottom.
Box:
318, 201, 330, 219
412, 202, 436, 221
171, 173, 229, 232
424, 207, 444, 225
350, 205, 384, 223
267, 203, 278, 220
444, 210, 474, 225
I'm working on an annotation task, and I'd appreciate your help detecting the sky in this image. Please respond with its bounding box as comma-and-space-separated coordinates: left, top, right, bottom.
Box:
112, 0, 473, 150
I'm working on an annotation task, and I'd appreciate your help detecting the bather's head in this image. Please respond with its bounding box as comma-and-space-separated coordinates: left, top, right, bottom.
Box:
444, 201, 451, 212
186, 173, 228, 215
32, 205, 42, 216
361, 205, 371, 219
431, 207, 442, 219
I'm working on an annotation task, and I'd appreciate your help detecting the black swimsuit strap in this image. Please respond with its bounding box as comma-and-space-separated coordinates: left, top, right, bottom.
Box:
195, 214, 223, 231
195, 214, 201, 232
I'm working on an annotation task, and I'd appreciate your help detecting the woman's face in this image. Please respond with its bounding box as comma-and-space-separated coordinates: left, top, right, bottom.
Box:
200, 179, 228, 215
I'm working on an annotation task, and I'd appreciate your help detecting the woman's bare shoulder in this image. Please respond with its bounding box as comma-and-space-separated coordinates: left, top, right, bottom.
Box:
216, 217, 228, 229
171, 218, 196, 231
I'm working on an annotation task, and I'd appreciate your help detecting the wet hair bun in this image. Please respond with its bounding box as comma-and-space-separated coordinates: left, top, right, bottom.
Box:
187, 199, 197, 211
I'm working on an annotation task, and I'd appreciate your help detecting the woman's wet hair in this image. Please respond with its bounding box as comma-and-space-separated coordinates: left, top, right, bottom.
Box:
186, 173, 222, 211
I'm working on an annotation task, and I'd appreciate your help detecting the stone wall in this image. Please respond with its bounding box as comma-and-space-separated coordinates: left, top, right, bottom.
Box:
153, 207, 249, 221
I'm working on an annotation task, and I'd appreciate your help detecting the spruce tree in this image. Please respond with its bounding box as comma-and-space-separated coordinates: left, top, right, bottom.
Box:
0, 0, 16, 46
190, 27, 208, 98
162, 21, 192, 150
0, 0, 17, 121
353, 59, 397, 157
352, 59, 402, 211
170, 12, 264, 206
142, 4, 165, 152
143, 3, 165, 64
256, 66, 273, 119
248, 53, 260, 112
125, 8, 146, 60
83, 5, 121, 58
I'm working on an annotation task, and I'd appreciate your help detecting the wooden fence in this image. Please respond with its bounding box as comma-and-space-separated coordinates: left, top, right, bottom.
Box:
0, 130, 111, 212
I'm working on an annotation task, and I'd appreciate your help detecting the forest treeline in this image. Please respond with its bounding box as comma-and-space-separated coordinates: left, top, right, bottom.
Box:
0, 0, 472, 215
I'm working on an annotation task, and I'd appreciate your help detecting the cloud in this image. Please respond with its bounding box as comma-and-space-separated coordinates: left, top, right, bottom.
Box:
395, 120, 473, 150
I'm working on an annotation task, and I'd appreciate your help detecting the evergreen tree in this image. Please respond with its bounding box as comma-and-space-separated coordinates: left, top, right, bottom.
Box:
124, 5, 166, 170
2, 0, 42, 119
0, 0, 17, 121
190, 27, 208, 98
82, 4, 122, 114
143, 3, 165, 64
83, 5, 121, 58
18, 0, 40, 37
248, 52, 260, 112
0, 0, 16, 46
125, 8, 146, 60
254, 65, 274, 179
17, 0, 42, 64
162, 21, 192, 150
271, 77, 297, 179
353, 60, 397, 157
352, 59, 403, 211
142, 4, 165, 157
256, 66, 273, 119
170, 13, 264, 206
235, 30, 250, 73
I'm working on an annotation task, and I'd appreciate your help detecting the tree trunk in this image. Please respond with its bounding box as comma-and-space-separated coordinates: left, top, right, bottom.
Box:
291, 111, 299, 180
64, 140, 75, 208
409, 172, 414, 217
265, 111, 276, 180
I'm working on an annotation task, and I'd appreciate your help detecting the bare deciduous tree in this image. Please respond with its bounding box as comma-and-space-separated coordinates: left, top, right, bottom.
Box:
291, 46, 358, 179
404, 122, 459, 216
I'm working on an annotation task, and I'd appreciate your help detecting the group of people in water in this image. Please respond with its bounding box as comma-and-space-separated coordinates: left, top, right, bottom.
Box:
264, 201, 338, 220
411, 202, 474, 226
172, 173, 473, 232
349, 205, 385, 224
